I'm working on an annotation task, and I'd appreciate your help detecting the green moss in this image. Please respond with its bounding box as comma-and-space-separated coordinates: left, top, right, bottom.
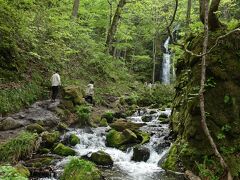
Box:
53, 143, 76, 156
69, 134, 80, 146
0, 165, 27, 180
162, 144, 178, 171
25, 157, 54, 168
26, 123, 45, 134
0, 131, 38, 163
90, 150, 113, 166
41, 131, 60, 147
61, 158, 101, 180
135, 131, 150, 145
15, 164, 30, 177
57, 122, 68, 131
75, 105, 91, 126
101, 111, 114, 123
99, 118, 108, 127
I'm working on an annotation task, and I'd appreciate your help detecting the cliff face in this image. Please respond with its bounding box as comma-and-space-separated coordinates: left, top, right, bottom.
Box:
163, 30, 240, 178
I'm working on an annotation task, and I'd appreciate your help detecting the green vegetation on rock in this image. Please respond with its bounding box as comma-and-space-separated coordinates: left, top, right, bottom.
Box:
61, 158, 101, 180
26, 123, 45, 134
75, 105, 91, 126
69, 134, 80, 146
0, 131, 38, 163
53, 143, 76, 156
0, 165, 28, 180
41, 131, 60, 147
90, 150, 113, 166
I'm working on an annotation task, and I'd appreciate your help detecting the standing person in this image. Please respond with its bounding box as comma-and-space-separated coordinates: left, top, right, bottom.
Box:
85, 81, 94, 105
51, 70, 61, 102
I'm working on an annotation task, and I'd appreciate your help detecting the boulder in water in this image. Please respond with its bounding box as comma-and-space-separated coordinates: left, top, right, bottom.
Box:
69, 134, 80, 146
53, 143, 76, 156
142, 115, 152, 122
132, 146, 150, 162
90, 150, 113, 166
106, 129, 138, 148
61, 158, 101, 180
0, 117, 23, 130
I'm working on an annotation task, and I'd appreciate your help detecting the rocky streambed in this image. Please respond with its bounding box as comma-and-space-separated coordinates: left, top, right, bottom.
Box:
39, 108, 184, 180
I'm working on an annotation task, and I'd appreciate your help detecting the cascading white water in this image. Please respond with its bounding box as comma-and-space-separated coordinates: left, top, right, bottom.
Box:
162, 37, 171, 84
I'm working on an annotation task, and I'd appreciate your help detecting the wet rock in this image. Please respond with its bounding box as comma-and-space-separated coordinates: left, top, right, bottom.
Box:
159, 113, 168, 119
38, 148, 51, 154
132, 146, 150, 162
149, 110, 158, 114
25, 156, 54, 168
110, 119, 144, 132
123, 129, 138, 143
142, 115, 152, 122
0, 117, 23, 130
90, 150, 113, 166
53, 143, 76, 156
135, 131, 150, 145
61, 158, 101, 180
158, 117, 169, 124
41, 131, 60, 147
26, 123, 45, 134
156, 141, 171, 154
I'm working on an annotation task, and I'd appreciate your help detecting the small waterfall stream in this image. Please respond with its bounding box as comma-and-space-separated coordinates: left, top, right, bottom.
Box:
162, 37, 171, 84
42, 109, 184, 180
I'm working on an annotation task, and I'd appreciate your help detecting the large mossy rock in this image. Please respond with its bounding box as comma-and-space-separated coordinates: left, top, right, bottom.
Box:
0, 117, 23, 131
109, 119, 144, 132
63, 85, 85, 106
90, 150, 113, 166
106, 129, 138, 148
163, 30, 240, 178
53, 143, 76, 156
26, 123, 45, 134
41, 131, 60, 147
69, 134, 80, 146
61, 158, 101, 180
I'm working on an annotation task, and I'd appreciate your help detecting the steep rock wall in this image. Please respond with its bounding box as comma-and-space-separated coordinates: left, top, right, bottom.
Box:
163, 30, 240, 178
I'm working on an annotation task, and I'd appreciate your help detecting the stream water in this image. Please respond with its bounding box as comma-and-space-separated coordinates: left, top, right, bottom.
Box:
44, 108, 184, 180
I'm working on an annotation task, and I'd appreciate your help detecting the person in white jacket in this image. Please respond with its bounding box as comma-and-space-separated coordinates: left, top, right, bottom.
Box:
51, 71, 61, 102
85, 81, 94, 105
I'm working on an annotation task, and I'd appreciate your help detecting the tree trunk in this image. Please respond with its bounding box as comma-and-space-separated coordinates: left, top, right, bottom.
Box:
106, 0, 127, 54
72, 0, 80, 18
199, 0, 222, 31
199, 0, 232, 179
152, 37, 156, 84
186, 0, 192, 25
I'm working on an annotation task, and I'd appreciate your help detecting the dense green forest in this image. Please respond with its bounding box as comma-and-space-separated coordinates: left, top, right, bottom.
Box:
0, 0, 240, 179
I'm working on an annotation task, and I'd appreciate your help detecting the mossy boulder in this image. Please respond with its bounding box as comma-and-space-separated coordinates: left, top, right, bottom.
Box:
106, 129, 138, 148
63, 85, 85, 105
99, 118, 108, 127
69, 134, 80, 146
90, 150, 113, 166
109, 119, 144, 132
101, 111, 114, 123
53, 143, 76, 156
41, 131, 60, 147
165, 31, 240, 178
0, 117, 23, 131
26, 123, 45, 134
61, 158, 101, 180
38, 148, 51, 154
15, 164, 30, 178
57, 122, 68, 131
135, 131, 150, 145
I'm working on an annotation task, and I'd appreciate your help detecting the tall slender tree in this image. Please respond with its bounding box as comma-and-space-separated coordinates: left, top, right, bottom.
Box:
186, 0, 192, 25
72, 0, 80, 18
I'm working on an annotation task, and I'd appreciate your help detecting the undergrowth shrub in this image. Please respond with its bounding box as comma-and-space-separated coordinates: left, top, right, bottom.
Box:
75, 105, 91, 126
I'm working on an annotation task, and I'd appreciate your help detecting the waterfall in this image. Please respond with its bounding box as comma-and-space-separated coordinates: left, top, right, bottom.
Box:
161, 37, 171, 84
